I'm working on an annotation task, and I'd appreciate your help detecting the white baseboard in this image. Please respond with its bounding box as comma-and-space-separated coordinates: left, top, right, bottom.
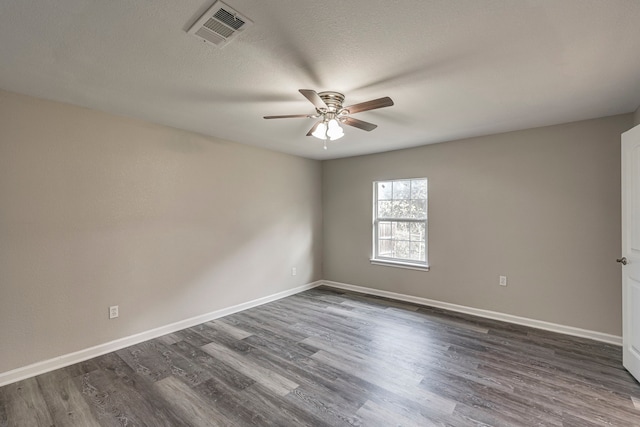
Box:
321, 280, 622, 346
0, 281, 323, 387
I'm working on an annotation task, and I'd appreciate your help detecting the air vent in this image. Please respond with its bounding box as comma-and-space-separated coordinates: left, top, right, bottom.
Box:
187, 1, 253, 48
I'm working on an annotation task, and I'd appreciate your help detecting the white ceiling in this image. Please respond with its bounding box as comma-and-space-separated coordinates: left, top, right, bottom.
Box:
1, 1, 639, 160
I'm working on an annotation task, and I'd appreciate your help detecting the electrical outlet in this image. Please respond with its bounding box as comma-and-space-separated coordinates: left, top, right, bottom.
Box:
109, 305, 119, 319
291, 267, 297, 276
499, 276, 507, 287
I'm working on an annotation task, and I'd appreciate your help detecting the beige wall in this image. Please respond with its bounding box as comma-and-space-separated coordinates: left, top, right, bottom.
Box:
0, 90, 322, 374
635, 105, 640, 126
323, 114, 632, 336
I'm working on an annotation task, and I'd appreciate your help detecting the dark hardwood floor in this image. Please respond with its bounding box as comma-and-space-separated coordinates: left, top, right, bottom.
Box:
2, 286, 640, 426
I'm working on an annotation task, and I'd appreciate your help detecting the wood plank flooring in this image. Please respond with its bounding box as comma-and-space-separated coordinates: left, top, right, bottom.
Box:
2, 285, 640, 426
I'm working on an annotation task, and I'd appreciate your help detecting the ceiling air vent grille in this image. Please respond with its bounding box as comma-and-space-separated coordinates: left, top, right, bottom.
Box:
214, 8, 245, 29
187, 1, 253, 48
203, 17, 235, 38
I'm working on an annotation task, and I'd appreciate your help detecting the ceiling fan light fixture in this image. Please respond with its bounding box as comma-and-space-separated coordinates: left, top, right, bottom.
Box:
312, 122, 328, 139
327, 119, 344, 140
311, 118, 345, 141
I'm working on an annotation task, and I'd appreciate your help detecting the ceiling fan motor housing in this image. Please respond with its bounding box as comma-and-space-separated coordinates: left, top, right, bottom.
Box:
317, 91, 345, 113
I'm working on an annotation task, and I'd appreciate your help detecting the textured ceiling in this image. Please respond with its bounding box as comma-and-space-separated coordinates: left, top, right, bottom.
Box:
1, 1, 639, 160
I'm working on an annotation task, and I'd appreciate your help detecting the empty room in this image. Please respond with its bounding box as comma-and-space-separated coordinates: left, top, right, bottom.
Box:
2, 1, 640, 425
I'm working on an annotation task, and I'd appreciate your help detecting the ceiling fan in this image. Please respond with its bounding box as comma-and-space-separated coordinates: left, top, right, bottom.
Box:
264, 90, 394, 148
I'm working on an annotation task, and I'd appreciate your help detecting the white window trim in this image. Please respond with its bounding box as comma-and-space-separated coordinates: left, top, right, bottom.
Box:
369, 258, 430, 271
372, 178, 429, 270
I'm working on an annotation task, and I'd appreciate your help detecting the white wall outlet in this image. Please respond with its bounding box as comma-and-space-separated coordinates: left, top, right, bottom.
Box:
291, 267, 297, 276
499, 276, 507, 287
109, 305, 119, 319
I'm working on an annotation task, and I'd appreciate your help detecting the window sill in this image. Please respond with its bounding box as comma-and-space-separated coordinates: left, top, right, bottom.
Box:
370, 259, 430, 271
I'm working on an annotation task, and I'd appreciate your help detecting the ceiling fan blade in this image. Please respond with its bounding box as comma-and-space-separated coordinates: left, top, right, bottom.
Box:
299, 89, 327, 110
263, 114, 313, 119
344, 96, 394, 114
306, 121, 321, 136
342, 117, 378, 132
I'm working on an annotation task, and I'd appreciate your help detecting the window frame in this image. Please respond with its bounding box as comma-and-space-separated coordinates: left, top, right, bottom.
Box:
371, 178, 429, 271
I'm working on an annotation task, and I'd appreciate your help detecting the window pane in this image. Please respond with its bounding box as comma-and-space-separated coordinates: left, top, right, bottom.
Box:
378, 221, 391, 238
392, 180, 411, 199
378, 239, 393, 256
377, 201, 393, 217
411, 179, 427, 200
392, 200, 412, 219
377, 182, 392, 200
379, 200, 414, 219
393, 221, 410, 240
410, 222, 425, 241
409, 242, 425, 261
411, 200, 427, 219
394, 240, 410, 259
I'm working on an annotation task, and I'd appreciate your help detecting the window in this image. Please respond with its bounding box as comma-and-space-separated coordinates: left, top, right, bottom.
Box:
372, 178, 428, 269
